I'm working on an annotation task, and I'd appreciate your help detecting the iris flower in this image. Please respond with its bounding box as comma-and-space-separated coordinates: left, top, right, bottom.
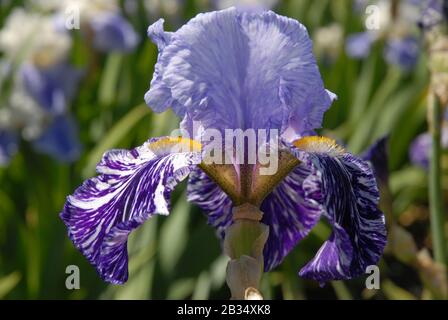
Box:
61, 8, 387, 285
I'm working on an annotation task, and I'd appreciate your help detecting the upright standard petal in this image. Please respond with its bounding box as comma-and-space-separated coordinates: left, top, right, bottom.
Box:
145, 8, 335, 137
61, 137, 201, 284
187, 163, 323, 272
293, 137, 387, 282
90, 13, 139, 52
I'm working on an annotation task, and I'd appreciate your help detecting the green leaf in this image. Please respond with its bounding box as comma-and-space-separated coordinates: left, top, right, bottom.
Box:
0, 272, 21, 299
83, 104, 150, 178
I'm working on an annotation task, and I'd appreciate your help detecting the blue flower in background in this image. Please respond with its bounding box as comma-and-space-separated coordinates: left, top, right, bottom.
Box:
419, 0, 448, 30
32, 115, 82, 163
384, 36, 420, 71
0, 130, 18, 166
346, 0, 422, 71
20, 62, 83, 115
346, 32, 375, 59
90, 13, 139, 52
61, 8, 386, 285
410, 128, 448, 169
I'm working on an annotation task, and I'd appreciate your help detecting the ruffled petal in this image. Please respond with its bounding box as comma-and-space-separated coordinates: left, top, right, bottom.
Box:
293, 137, 387, 282
145, 8, 335, 137
61, 137, 201, 284
187, 163, 323, 271
90, 13, 139, 52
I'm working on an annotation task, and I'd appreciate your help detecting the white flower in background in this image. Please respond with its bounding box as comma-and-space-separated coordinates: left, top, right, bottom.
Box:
0, 84, 47, 140
314, 23, 344, 63
53, 0, 118, 20
0, 8, 71, 67
144, 0, 183, 18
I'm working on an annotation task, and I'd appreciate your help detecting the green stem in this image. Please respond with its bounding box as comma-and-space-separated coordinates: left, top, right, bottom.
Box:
429, 96, 447, 266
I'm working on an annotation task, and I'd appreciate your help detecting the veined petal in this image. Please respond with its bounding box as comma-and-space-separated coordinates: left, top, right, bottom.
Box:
187, 163, 323, 271
145, 8, 335, 137
293, 136, 387, 282
61, 137, 201, 284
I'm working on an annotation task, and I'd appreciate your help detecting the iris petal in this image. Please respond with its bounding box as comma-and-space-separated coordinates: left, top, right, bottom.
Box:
145, 8, 335, 137
294, 137, 387, 282
61, 137, 201, 284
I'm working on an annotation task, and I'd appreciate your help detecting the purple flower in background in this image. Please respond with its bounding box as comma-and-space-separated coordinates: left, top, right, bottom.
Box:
346, 0, 422, 70
32, 115, 81, 163
384, 36, 420, 71
410, 128, 448, 169
20, 62, 83, 115
419, 0, 448, 30
61, 8, 386, 285
90, 13, 139, 52
0, 130, 18, 166
346, 32, 375, 59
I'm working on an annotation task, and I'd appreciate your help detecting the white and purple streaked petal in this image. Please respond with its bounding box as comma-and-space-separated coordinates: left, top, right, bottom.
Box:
384, 36, 420, 71
20, 62, 83, 115
145, 8, 335, 137
32, 114, 81, 163
90, 13, 139, 52
0, 129, 18, 166
187, 163, 323, 271
293, 137, 387, 282
345, 32, 374, 59
61, 137, 201, 284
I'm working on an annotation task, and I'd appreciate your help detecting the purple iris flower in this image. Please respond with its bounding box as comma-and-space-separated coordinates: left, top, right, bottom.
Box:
384, 36, 420, 71
61, 8, 387, 285
20, 62, 82, 115
0, 130, 18, 166
90, 13, 139, 53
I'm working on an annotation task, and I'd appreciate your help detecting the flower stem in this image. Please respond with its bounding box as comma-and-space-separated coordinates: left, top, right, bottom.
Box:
224, 204, 269, 299
429, 95, 447, 266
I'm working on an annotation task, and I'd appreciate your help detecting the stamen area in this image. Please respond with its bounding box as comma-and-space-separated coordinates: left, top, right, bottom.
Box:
148, 137, 202, 154
293, 136, 345, 156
